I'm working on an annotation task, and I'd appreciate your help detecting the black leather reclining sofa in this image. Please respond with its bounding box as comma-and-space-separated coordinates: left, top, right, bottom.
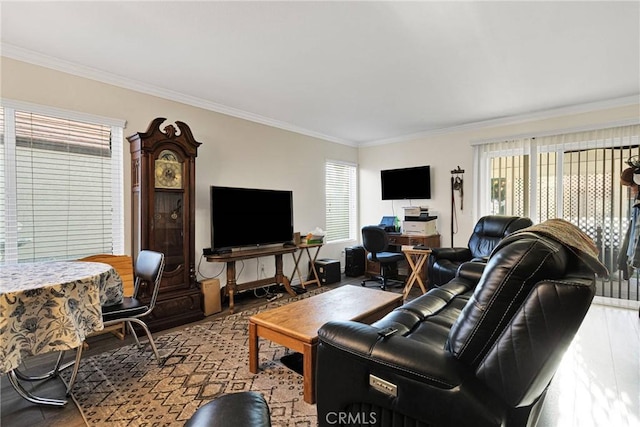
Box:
316, 223, 602, 427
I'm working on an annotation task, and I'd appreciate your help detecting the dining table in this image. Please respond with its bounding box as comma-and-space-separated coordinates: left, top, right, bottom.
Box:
0, 260, 123, 406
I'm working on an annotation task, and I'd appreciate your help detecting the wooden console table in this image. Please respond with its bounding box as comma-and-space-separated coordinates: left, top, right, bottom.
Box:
205, 246, 297, 313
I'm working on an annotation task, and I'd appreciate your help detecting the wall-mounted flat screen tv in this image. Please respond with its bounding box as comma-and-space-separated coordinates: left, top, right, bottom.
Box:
210, 186, 294, 250
381, 165, 431, 200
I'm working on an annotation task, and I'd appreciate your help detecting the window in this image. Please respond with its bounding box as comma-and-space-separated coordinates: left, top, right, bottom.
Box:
325, 160, 357, 242
489, 154, 528, 216
1, 101, 124, 263
473, 124, 640, 300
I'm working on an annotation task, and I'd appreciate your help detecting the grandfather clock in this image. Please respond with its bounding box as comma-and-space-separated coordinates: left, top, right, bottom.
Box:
128, 118, 204, 331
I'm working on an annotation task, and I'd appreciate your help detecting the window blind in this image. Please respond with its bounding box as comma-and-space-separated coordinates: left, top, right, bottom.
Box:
0, 109, 5, 262
473, 124, 640, 302
1, 103, 124, 263
325, 160, 357, 242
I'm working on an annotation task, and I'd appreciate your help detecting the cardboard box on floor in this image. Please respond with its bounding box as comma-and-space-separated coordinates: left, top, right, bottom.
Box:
201, 278, 222, 315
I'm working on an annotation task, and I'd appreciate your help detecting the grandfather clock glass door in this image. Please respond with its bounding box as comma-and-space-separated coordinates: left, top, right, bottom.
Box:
154, 192, 184, 272
153, 150, 185, 273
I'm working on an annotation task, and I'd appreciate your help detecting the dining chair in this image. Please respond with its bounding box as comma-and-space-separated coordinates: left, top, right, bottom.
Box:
78, 254, 136, 297
66, 250, 165, 394
77, 254, 135, 340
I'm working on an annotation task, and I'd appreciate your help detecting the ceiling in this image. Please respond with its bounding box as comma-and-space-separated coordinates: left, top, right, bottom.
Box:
1, 1, 639, 146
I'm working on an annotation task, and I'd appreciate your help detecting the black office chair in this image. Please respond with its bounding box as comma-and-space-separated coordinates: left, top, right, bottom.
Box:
361, 225, 405, 290
65, 250, 165, 394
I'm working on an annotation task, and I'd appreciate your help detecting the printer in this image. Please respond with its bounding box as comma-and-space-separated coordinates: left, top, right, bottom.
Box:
402, 206, 438, 235
403, 206, 432, 221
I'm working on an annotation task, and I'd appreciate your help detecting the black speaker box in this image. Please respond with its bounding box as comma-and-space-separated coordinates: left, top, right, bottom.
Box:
345, 245, 365, 277
308, 259, 341, 285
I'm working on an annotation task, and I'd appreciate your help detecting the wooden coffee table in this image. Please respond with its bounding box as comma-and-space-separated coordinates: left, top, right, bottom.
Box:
248, 285, 403, 404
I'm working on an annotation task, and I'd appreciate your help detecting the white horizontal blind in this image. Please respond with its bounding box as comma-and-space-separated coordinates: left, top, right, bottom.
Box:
0, 109, 5, 262
1, 104, 124, 263
110, 125, 124, 255
325, 160, 357, 242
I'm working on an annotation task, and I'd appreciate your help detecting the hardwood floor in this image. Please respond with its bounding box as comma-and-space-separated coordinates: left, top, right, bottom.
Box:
537, 296, 640, 427
1, 277, 638, 427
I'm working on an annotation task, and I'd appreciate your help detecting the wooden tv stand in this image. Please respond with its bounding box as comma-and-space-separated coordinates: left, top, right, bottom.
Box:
205, 246, 297, 313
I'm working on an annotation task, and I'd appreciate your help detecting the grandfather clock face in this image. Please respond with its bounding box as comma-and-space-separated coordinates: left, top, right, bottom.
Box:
153, 149, 185, 272
154, 150, 183, 189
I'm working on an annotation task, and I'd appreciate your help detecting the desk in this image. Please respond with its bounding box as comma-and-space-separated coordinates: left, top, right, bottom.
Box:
290, 243, 323, 289
0, 261, 123, 406
365, 234, 440, 281
205, 246, 298, 313
402, 247, 432, 299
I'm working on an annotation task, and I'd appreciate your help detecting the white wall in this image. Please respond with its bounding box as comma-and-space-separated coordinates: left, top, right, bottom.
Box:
359, 135, 473, 248
358, 104, 640, 248
1, 57, 358, 286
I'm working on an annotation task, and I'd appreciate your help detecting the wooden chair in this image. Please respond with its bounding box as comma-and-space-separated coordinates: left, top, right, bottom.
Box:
77, 254, 135, 340
79, 254, 135, 296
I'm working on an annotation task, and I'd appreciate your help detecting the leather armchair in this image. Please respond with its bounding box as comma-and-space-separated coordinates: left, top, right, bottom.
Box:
316, 228, 597, 427
428, 215, 533, 286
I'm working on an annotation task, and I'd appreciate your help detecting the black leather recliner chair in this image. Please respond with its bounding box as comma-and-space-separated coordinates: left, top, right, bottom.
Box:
427, 215, 533, 287
316, 222, 602, 427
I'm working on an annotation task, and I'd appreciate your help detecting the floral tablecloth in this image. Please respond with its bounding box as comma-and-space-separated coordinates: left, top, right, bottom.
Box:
0, 261, 123, 374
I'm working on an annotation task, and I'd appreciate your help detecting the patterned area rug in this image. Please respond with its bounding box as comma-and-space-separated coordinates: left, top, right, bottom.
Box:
63, 288, 329, 426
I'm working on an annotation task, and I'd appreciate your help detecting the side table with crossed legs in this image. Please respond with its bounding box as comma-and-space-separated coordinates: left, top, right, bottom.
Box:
290, 243, 323, 289
401, 248, 431, 299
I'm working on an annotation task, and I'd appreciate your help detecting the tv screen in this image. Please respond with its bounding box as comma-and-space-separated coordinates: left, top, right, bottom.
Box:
210, 186, 294, 250
381, 165, 431, 200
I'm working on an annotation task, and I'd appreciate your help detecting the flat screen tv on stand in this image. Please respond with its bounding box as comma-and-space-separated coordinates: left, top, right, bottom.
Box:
210, 186, 294, 253
381, 165, 431, 200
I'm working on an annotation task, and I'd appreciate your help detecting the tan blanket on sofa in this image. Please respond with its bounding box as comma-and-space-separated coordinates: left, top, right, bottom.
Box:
511, 218, 609, 278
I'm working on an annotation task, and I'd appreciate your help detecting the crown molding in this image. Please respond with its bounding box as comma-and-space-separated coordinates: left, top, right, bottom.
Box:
1, 44, 357, 147
359, 95, 640, 147
3, 43, 637, 149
